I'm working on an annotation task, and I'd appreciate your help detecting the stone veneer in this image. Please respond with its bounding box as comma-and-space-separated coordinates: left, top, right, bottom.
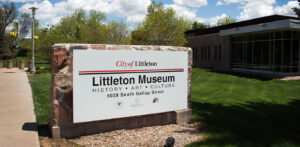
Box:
51, 44, 193, 138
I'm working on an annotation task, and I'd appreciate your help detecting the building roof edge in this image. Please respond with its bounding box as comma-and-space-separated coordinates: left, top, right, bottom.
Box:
185, 15, 300, 36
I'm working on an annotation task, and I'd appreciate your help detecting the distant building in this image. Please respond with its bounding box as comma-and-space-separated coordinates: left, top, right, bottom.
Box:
185, 15, 300, 77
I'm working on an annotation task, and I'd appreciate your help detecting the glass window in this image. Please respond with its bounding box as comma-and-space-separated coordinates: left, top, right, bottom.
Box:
193, 47, 198, 59
282, 40, 292, 72
261, 41, 270, 65
253, 33, 269, 41
196, 47, 199, 59
253, 33, 260, 41
232, 43, 244, 64
293, 31, 300, 40
208, 46, 210, 61
231, 31, 299, 73
270, 32, 274, 40
275, 31, 282, 40
201, 46, 204, 60
246, 34, 252, 42
261, 41, 270, 71
246, 42, 253, 68
232, 36, 243, 42
215, 46, 218, 61
253, 42, 262, 65
283, 31, 291, 39
274, 40, 282, 72
269, 41, 273, 70
219, 45, 222, 61
292, 40, 299, 72
204, 46, 207, 60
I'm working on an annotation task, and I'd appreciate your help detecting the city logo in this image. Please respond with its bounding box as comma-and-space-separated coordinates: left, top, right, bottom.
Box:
153, 97, 159, 103
116, 61, 134, 68
116, 60, 158, 69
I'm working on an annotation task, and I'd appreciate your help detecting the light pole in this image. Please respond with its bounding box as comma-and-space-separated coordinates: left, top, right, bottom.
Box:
29, 7, 38, 73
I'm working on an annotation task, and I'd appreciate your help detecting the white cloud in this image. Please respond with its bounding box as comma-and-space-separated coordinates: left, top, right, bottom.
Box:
216, 0, 248, 6
18, 0, 151, 26
196, 13, 228, 25
16, 0, 299, 28
237, 0, 275, 20
165, 4, 197, 20
126, 15, 146, 23
216, 1, 224, 6
107, 0, 151, 23
0, 0, 37, 2
216, 0, 299, 21
274, 1, 299, 16
5, 23, 15, 32
18, 0, 71, 26
209, 13, 229, 25
173, 0, 207, 7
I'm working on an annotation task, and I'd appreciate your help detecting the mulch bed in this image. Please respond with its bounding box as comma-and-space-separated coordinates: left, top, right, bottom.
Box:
39, 123, 202, 147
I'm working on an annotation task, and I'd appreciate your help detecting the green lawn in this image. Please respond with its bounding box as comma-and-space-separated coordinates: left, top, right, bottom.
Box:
28, 68, 300, 146
28, 73, 51, 125
188, 68, 300, 147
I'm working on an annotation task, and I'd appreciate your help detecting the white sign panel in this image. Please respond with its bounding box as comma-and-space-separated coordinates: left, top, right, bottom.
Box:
73, 50, 188, 123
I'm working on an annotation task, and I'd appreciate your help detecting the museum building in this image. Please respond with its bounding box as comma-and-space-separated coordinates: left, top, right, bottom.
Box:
185, 15, 300, 76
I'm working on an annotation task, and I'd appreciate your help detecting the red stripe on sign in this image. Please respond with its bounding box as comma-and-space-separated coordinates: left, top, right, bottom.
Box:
79, 68, 184, 74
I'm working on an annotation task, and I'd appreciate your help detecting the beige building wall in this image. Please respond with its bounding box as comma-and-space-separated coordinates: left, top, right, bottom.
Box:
186, 34, 231, 71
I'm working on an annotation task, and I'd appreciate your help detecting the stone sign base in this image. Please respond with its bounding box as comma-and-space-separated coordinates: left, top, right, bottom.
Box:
50, 44, 192, 138
51, 110, 191, 138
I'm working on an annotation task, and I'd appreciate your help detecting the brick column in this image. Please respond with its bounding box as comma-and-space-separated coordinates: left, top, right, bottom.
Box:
7, 60, 12, 69
28, 60, 33, 70
19, 60, 25, 69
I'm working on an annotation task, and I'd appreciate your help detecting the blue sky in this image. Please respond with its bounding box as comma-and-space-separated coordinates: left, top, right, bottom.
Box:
0, 0, 299, 28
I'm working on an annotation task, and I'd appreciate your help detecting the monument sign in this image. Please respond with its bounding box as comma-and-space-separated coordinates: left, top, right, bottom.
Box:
50, 44, 192, 138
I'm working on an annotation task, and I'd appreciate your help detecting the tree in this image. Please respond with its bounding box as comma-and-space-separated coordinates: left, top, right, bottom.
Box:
21, 13, 30, 18
80, 9, 107, 43
217, 16, 236, 26
0, 2, 17, 58
106, 20, 130, 44
131, 1, 191, 46
293, 0, 300, 18
192, 21, 210, 29
53, 9, 129, 44
32, 9, 131, 61
55, 9, 87, 42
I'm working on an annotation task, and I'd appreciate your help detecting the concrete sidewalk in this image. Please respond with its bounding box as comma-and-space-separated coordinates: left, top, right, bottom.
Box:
0, 69, 40, 147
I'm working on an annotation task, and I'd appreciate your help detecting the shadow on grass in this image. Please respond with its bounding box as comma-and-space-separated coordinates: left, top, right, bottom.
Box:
210, 70, 275, 81
189, 100, 300, 147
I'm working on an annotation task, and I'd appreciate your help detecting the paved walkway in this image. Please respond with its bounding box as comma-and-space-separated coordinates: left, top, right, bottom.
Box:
0, 68, 40, 147
281, 76, 300, 81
